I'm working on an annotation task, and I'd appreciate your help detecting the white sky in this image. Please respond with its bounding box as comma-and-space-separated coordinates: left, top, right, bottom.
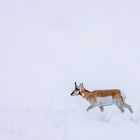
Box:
0, 0, 140, 109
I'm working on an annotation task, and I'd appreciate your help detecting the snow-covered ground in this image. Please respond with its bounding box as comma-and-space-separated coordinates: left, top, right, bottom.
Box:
0, 106, 140, 140
0, 0, 140, 140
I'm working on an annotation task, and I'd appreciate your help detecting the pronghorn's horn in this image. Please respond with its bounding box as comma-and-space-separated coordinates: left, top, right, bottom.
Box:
74, 82, 77, 87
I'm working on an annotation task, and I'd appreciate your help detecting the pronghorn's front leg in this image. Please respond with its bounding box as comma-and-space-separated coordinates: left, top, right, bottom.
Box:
86, 104, 96, 112
100, 106, 104, 112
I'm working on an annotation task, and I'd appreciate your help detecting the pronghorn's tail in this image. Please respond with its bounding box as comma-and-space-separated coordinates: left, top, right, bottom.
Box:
121, 91, 126, 102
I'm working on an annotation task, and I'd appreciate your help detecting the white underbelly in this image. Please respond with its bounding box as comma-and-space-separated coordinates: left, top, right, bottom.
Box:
96, 96, 114, 106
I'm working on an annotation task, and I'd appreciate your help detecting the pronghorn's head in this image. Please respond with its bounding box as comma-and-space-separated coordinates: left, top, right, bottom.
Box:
71, 82, 85, 96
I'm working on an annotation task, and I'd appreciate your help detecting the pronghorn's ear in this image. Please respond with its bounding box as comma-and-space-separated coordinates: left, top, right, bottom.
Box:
81, 82, 84, 87
79, 82, 84, 89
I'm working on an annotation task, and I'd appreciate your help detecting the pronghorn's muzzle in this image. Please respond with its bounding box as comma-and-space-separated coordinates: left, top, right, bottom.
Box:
71, 92, 74, 96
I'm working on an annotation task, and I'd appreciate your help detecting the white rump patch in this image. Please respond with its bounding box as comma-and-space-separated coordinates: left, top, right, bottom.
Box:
96, 96, 114, 106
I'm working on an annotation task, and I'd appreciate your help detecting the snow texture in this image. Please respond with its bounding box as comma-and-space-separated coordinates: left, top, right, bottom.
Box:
0, 0, 140, 140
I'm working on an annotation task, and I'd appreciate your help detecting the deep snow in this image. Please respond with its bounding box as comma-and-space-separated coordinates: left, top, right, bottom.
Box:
0, 0, 140, 140
0, 106, 140, 140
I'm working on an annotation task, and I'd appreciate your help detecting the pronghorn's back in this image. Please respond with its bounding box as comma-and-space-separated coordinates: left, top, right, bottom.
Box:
92, 89, 121, 97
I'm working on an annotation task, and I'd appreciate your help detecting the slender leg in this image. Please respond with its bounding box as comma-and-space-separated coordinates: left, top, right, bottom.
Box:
114, 96, 125, 113
100, 106, 104, 112
123, 102, 133, 113
115, 103, 124, 113
86, 104, 96, 112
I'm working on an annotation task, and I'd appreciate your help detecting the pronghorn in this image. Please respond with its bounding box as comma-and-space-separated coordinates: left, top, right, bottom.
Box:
71, 82, 133, 113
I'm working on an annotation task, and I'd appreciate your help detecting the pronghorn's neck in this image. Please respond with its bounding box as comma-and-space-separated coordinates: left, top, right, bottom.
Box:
79, 89, 90, 99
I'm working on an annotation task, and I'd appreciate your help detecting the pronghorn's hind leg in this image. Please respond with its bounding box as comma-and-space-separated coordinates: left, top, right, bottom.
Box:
123, 102, 133, 113
86, 104, 96, 112
100, 106, 104, 112
113, 95, 125, 113
115, 103, 125, 113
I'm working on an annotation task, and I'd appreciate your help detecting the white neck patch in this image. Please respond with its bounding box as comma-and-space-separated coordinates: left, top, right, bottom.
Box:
81, 93, 85, 98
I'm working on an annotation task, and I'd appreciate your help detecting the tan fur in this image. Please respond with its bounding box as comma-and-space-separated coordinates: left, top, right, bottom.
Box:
80, 89, 123, 103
